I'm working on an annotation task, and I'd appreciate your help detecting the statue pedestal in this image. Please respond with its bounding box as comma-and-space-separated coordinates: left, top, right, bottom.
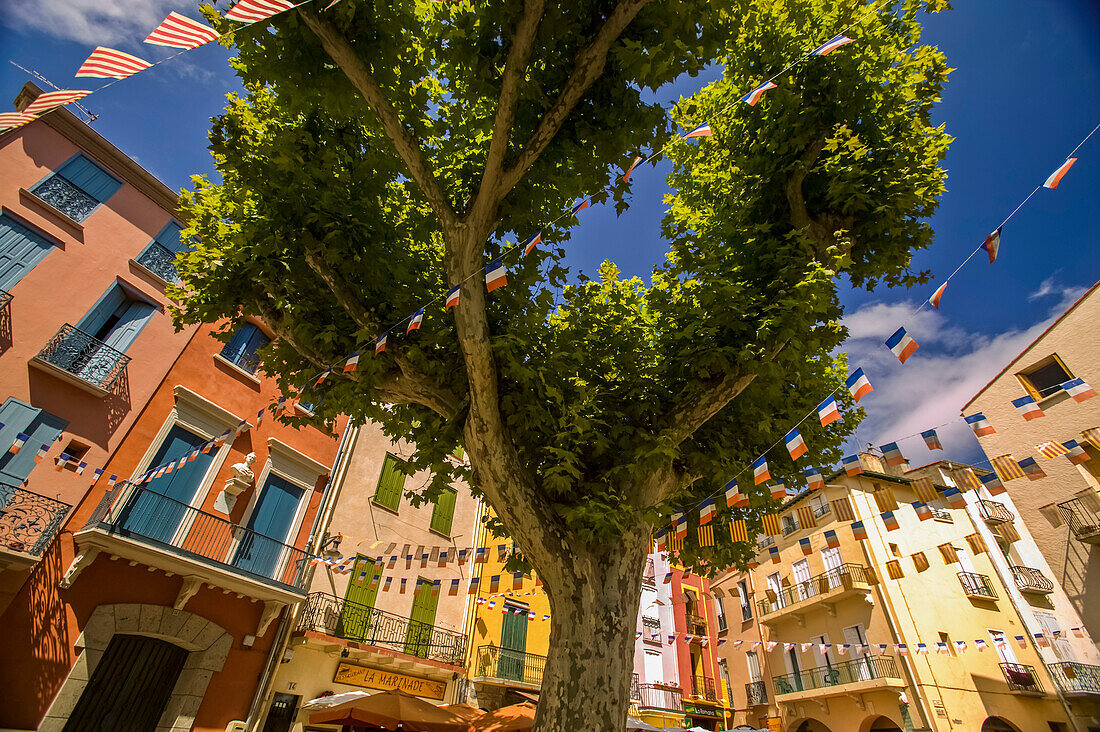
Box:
214, 452, 256, 514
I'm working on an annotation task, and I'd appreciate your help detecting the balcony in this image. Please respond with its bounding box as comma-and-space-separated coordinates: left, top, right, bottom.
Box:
1058, 497, 1100, 545
687, 613, 708, 636
1000, 662, 1044, 695
978, 499, 1013, 525
69, 485, 310, 602
1047, 662, 1100, 696
642, 615, 661, 642
758, 534, 775, 550
638, 683, 683, 712
630, 673, 642, 702
958, 571, 998, 601
1010, 566, 1055, 595
813, 502, 831, 519
32, 324, 130, 394
930, 506, 953, 522
741, 603, 753, 622
758, 564, 873, 623
745, 680, 768, 706
643, 558, 656, 588
0, 484, 71, 566
773, 656, 904, 700
473, 645, 546, 689
690, 675, 718, 702
298, 593, 466, 667
135, 241, 181, 284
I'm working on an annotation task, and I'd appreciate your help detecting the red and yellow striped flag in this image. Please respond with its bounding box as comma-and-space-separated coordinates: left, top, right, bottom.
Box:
991, 455, 1026, 481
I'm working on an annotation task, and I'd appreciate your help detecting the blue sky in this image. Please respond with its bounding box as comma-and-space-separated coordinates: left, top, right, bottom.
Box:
3, 0, 1098, 469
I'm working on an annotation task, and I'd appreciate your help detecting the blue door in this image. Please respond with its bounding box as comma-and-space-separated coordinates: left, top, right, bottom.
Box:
71, 286, 155, 385
117, 426, 212, 544
232, 473, 303, 579
0, 215, 56, 292
0, 398, 68, 489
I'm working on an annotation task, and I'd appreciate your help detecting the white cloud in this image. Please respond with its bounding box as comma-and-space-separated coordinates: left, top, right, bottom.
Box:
3, 0, 186, 48
838, 297, 1074, 466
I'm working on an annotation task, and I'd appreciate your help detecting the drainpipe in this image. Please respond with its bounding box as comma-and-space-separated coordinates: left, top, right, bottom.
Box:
243, 420, 359, 731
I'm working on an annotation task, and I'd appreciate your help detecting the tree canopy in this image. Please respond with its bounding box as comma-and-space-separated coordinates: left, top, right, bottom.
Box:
175, 0, 950, 725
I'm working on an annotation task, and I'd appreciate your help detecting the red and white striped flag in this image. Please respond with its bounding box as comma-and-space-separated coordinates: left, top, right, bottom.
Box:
225, 0, 295, 23
24, 90, 92, 116
76, 47, 152, 79
0, 113, 37, 132
145, 12, 220, 49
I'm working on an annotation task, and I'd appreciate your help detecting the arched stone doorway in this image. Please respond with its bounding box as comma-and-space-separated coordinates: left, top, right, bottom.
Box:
793, 719, 833, 732
982, 717, 1022, 732
860, 714, 903, 732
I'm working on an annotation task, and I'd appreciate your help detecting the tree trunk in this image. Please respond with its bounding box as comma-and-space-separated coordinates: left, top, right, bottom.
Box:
534, 530, 650, 732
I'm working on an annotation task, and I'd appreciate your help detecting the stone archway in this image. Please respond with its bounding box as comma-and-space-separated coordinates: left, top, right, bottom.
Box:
982, 717, 1022, 732
793, 719, 833, 732
38, 603, 232, 732
859, 714, 903, 732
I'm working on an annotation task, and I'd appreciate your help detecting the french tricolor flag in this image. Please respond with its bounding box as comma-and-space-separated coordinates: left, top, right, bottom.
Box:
927, 282, 947, 310
1043, 158, 1077, 189
880, 442, 905, 466
1063, 440, 1089, 465
980, 471, 1006, 495
34, 444, 49, 463
842, 454, 863, 476
818, 395, 841, 426
740, 81, 777, 106
699, 498, 716, 525
812, 34, 854, 56
375, 333, 387, 355
724, 478, 744, 507
623, 156, 643, 182
485, 259, 507, 292
784, 428, 807, 460
315, 369, 331, 387
922, 429, 942, 451
824, 529, 840, 548
523, 231, 542, 256
881, 511, 899, 531
752, 456, 770, 485
571, 198, 590, 216
965, 412, 995, 437
1011, 395, 1044, 420
9, 432, 28, 454
55, 453, 71, 471
885, 326, 918, 363
846, 368, 873, 402
407, 308, 424, 334
683, 123, 712, 139
981, 227, 1001, 263
804, 466, 825, 491
343, 350, 360, 372
770, 480, 787, 500
913, 502, 932, 521
673, 512, 687, 540
1062, 377, 1097, 402
446, 285, 461, 309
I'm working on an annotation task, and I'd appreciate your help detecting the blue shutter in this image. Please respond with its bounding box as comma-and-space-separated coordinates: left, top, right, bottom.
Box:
154, 222, 185, 253
232, 474, 304, 579
55, 154, 122, 203
221, 324, 257, 364
100, 300, 155, 353
76, 285, 128, 336
0, 398, 68, 489
0, 215, 56, 291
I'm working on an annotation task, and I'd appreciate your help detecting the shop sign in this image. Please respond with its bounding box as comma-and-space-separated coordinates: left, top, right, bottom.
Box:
682, 703, 719, 717
333, 661, 446, 700
764, 717, 782, 732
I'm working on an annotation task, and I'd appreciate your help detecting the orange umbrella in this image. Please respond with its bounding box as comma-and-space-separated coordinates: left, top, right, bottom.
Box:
443, 703, 486, 721
308, 688, 473, 731
471, 702, 537, 732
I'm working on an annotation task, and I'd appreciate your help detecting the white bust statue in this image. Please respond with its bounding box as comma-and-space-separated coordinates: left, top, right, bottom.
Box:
230, 452, 257, 483
215, 452, 256, 514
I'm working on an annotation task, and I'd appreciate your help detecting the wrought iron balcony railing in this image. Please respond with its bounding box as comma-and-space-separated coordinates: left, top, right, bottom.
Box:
135, 241, 181, 284
687, 613, 707, 636
642, 557, 656, 587
957, 571, 997, 600
630, 673, 641, 701
813, 502, 831, 519
758, 564, 872, 616
1000, 662, 1043, 694
0, 484, 71, 557
930, 506, 953, 522
1047, 662, 1100, 696
782, 519, 799, 536
978, 499, 1014, 525
1058, 497, 1100, 545
33, 176, 99, 222
0, 288, 11, 309
86, 485, 310, 591
35, 324, 130, 391
773, 656, 901, 696
745, 680, 768, 706
691, 675, 718, 701
741, 602, 753, 622
638, 683, 683, 711
474, 645, 546, 688
1010, 566, 1055, 595
299, 593, 466, 666
757, 534, 775, 550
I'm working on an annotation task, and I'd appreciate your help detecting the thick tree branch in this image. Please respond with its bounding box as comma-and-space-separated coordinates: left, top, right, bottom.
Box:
785, 135, 855, 257
297, 8, 458, 229
470, 0, 546, 220
304, 249, 376, 332
492, 0, 655, 201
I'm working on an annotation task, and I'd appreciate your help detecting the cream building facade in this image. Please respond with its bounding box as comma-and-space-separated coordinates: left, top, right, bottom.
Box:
259, 422, 480, 730
713, 453, 1082, 732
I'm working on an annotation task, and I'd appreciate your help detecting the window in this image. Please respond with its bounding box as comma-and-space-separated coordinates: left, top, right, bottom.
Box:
737, 580, 752, 621
372, 454, 407, 512
1016, 354, 1073, 401
989, 629, 1019, 664
782, 514, 798, 535
77, 284, 156, 352
0, 214, 56, 291
746, 651, 762, 683
31, 153, 122, 222
135, 221, 187, 284
219, 323, 269, 375
0, 398, 67, 489
715, 597, 727, 631
644, 650, 663, 683
792, 558, 811, 600
429, 486, 457, 536
232, 472, 305, 579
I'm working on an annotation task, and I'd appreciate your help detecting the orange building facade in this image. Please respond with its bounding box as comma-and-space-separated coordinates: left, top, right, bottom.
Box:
0, 84, 347, 731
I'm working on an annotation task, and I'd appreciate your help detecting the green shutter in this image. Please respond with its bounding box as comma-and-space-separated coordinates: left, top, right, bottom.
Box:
429, 487, 457, 536
404, 576, 439, 658
372, 454, 407, 512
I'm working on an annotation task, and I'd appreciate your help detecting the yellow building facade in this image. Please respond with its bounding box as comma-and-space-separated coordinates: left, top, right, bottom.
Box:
714, 453, 1077, 732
